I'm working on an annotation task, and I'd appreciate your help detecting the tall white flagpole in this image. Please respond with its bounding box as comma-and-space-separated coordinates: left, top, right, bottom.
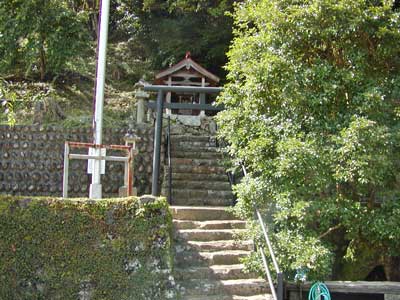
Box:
90, 0, 110, 199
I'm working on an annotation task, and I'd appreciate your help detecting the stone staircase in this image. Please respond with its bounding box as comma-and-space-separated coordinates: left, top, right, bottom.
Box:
172, 206, 271, 300
163, 135, 272, 300
162, 135, 233, 206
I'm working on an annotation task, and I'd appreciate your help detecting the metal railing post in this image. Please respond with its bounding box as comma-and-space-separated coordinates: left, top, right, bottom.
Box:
127, 148, 133, 196
241, 164, 285, 300
152, 90, 164, 196
124, 159, 129, 196
260, 247, 278, 300
62, 142, 69, 198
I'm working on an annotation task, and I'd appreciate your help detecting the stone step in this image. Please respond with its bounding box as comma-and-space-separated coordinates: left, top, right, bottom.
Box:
173, 220, 246, 230
171, 206, 237, 221
171, 146, 223, 153
173, 164, 226, 175
168, 180, 231, 191
171, 157, 225, 167
174, 264, 257, 280
181, 294, 273, 300
175, 250, 251, 267
175, 240, 253, 253
172, 150, 223, 159
178, 278, 269, 297
185, 240, 253, 252
170, 189, 233, 200
171, 140, 217, 149
170, 197, 233, 207
170, 135, 215, 143
176, 229, 246, 241
167, 172, 228, 182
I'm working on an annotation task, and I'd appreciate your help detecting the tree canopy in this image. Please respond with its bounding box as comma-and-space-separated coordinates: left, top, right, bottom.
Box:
0, 0, 236, 125
0, 0, 90, 80
125, 0, 235, 79
217, 0, 400, 280
0, 0, 236, 81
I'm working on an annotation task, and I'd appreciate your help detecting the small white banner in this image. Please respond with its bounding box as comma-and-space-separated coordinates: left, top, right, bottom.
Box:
87, 147, 106, 174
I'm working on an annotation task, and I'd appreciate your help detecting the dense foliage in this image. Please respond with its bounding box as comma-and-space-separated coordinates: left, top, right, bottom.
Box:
0, 0, 236, 81
130, 0, 236, 79
0, 196, 174, 299
0, 0, 90, 81
0, 0, 237, 125
0, 80, 16, 125
217, 0, 400, 280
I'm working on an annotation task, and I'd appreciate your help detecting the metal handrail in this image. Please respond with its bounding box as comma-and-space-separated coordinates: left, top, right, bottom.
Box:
241, 165, 284, 300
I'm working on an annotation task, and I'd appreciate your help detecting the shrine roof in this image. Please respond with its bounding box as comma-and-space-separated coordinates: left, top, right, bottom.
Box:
155, 52, 220, 83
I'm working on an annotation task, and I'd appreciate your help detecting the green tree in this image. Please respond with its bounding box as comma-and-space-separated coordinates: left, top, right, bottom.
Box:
217, 0, 400, 280
68, 0, 100, 39
0, 0, 90, 80
64, 0, 235, 81
126, 0, 236, 79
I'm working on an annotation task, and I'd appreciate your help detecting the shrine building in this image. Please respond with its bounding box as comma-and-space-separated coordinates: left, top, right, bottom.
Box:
154, 52, 220, 117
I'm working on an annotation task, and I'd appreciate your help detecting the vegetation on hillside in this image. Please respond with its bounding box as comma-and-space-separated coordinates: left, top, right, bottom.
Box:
217, 0, 400, 281
0, 0, 236, 126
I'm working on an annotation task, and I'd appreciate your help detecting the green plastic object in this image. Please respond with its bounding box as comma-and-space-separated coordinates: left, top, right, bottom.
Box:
308, 282, 331, 300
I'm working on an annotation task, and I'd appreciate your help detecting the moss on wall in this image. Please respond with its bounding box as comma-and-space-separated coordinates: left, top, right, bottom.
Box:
0, 195, 174, 300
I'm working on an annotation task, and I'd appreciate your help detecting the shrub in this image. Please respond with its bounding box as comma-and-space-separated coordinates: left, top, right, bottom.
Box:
218, 0, 400, 280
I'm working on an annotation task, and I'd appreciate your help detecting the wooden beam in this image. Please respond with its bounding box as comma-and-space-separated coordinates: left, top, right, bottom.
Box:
143, 85, 222, 93
162, 80, 210, 86
171, 71, 203, 78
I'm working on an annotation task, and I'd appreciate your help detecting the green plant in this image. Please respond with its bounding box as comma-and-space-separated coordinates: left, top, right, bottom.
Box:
0, 0, 90, 80
0, 79, 16, 125
217, 0, 400, 280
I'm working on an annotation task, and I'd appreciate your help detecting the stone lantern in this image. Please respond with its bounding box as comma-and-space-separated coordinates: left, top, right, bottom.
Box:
134, 80, 150, 124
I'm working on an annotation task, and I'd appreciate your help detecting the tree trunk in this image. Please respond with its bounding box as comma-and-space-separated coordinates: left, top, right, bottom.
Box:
39, 37, 46, 81
91, 13, 99, 40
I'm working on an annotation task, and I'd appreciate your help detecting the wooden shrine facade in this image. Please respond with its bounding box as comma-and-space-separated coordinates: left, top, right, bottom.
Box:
154, 52, 220, 116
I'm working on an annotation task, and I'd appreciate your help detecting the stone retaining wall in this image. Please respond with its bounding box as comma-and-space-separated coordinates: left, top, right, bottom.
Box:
0, 124, 159, 197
